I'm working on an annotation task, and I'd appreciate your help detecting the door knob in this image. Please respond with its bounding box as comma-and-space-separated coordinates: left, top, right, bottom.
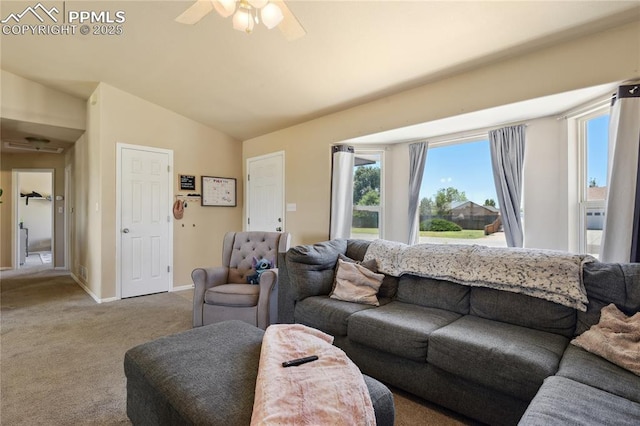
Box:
122, 228, 130, 233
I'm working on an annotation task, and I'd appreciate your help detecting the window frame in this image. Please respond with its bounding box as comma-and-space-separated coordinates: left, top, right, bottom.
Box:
576, 106, 609, 256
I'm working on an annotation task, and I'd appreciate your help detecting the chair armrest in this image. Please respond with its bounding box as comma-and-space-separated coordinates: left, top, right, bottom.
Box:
192, 266, 229, 327
257, 268, 279, 329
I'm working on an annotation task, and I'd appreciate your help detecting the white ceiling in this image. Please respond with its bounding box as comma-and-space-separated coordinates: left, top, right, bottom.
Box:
1, 0, 639, 147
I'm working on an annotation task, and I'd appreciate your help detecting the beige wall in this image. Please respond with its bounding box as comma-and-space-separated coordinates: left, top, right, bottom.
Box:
0, 71, 85, 269
243, 20, 640, 248
1, 70, 86, 130
81, 83, 242, 300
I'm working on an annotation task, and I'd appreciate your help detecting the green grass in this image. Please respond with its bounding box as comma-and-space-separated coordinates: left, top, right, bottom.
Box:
351, 228, 380, 235
420, 230, 486, 239
351, 228, 487, 239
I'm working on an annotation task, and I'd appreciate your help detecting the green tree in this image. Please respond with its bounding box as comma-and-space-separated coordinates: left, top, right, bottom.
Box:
589, 177, 598, 188
434, 187, 467, 216
359, 189, 380, 206
419, 197, 434, 216
353, 166, 380, 204
483, 198, 496, 207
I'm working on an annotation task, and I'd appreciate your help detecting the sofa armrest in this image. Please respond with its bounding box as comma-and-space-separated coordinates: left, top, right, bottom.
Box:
257, 268, 278, 329
192, 266, 229, 327
285, 239, 348, 302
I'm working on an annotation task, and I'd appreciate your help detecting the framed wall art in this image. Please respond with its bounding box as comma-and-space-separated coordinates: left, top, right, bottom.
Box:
201, 176, 236, 207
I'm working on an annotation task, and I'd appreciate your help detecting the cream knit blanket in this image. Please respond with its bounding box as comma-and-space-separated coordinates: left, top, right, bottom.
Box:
364, 239, 595, 311
251, 324, 376, 425
572, 303, 640, 376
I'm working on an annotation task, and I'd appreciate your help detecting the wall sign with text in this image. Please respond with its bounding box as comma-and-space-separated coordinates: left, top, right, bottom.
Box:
180, 174, 196, 191
201, 176, 236, 207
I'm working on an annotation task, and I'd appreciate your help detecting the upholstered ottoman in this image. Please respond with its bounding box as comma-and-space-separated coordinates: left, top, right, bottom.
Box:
124, 320, 394, 425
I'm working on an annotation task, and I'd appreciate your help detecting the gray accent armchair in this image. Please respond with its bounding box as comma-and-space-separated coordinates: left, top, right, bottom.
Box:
192, 231, 291, 329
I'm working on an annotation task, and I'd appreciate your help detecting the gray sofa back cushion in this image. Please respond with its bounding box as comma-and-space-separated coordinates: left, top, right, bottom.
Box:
577, 262, 640, 335
285, 239, 347, 301
346, 239, 371, 262
470, 287, 576, 338
397, 275, 470, 314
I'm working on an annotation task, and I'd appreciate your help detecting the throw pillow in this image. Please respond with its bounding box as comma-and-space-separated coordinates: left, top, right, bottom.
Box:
330, 253, 378, 293
330, 259, 384, 306
571, 303, 640, 376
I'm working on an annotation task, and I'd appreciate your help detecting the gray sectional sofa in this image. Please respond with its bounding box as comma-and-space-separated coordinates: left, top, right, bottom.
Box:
278, 239, 640, 425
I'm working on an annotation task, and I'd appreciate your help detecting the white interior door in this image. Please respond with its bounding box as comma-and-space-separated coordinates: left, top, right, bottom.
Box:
247, 152, 284, 232
120, 146, 172, 298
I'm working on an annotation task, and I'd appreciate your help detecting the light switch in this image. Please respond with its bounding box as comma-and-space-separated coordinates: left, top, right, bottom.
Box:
286, 203, 297, 212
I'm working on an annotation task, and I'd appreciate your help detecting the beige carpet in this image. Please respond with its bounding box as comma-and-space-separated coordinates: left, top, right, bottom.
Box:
1, 267, 473, 425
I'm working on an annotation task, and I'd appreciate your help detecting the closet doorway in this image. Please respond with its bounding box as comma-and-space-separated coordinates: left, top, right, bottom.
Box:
14, 169, 54, 269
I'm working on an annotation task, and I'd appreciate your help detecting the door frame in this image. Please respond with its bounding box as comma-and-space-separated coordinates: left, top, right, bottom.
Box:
245, 151, 285, 232
64, 164, 72, 270
115, 143, 174, 300
12, 168, 55, 269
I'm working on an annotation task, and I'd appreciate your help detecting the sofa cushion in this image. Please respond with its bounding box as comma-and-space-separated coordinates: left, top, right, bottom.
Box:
470, 287, 576, 338
345, 241, 398, 299
577, 262, 640, 335
428, 315, 568, 401
518, 376, 640, 426
286, 239, 347, 301
204, 284, 259, 307
330, 259, 384, 306
294, 295, 374, 336
345, 239, 371, 262
348, 302, 461, 362
396, 275, 470, 314
557, 344, 640, 404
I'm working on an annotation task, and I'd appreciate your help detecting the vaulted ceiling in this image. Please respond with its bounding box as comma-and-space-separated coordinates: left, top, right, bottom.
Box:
1, 0, 639, 148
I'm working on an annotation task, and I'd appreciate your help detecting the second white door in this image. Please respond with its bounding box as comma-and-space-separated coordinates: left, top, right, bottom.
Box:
247, 152, 284, 232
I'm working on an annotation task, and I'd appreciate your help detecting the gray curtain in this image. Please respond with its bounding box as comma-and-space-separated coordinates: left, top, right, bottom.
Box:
330, 145, 355, 239
600, 83, 640, 262
408, 142, 428, 244
489, 124, 526, 247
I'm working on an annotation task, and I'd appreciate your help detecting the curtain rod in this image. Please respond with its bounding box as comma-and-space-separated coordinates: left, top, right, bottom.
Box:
398, 122, 529, 147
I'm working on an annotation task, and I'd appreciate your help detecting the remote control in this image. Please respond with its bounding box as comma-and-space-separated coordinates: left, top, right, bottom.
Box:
282, 355, 319, 367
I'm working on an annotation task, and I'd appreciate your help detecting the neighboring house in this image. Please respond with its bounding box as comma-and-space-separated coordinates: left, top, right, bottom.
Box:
450, 201, 499, 218
586, 186, 607, 230
448, 201, 499, 231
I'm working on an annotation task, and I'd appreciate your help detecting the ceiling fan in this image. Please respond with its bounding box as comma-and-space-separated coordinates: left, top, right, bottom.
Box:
175, 0, 305, 41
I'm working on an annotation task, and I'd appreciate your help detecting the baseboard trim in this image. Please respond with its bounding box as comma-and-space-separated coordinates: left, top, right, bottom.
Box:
171, 284, 194, 292
70, 273, 119, 304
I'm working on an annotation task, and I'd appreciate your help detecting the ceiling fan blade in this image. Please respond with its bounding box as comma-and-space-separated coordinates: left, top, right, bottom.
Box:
273, 0, 306, 41
175, 0, 214, 25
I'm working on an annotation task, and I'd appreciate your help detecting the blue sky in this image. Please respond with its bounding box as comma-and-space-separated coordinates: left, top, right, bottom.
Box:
419, 115, 610, 208
420, 139, 498, 206
587, 114, 609, 188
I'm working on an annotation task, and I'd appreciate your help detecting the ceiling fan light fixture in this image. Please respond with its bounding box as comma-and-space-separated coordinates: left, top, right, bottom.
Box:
248, 0, 268, 9
261, 2, 283, 29
212, 0, 236, 18
232, 8, 255, 33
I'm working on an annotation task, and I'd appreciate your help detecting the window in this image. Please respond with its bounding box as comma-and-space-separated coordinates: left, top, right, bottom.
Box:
419, 139, 506, 247
578, 111, 609, 257
351, 151, 383, 240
